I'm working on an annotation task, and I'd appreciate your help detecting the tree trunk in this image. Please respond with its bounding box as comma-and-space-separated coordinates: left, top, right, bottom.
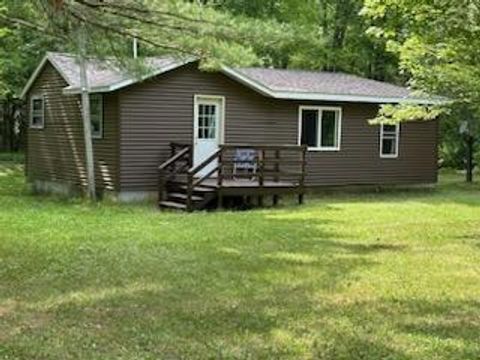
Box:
1, 96, 16, 152
78, 28, 96, 200
465, 135, 474, 183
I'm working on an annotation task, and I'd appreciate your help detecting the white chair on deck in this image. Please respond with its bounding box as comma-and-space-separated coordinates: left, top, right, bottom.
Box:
233, 148, 257, 181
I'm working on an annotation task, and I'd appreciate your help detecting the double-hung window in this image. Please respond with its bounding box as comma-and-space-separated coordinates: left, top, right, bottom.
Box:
30, 95, 45, 129
380, 124, 400, 158
90, 94, 103, 139
299, 106, 342, 151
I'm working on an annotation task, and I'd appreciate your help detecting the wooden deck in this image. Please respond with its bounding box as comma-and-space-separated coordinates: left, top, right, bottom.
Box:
158, 143, 307, 211
202, 178, 298, 188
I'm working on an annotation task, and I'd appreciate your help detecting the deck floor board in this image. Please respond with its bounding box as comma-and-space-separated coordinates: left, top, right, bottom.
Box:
202, 179, 298, 189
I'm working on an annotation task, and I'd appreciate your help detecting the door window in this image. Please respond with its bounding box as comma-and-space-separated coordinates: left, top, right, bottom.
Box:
198, 104, 217, 139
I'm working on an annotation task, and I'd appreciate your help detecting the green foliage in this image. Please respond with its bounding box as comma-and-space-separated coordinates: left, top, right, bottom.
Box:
0, 0, 403, 94
1, 160, 480, 358
0, 0, 304, 96
438, 116, 479, 169
369, 104, 446, 125
0, 1, 60, 96
217, 0, 401, 81
35, 0, 301, 69
362, 0, 480, 124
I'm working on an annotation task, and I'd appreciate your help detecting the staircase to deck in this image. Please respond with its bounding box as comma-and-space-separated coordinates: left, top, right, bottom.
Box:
159, 181, 218, 211
158, 142, 307, 212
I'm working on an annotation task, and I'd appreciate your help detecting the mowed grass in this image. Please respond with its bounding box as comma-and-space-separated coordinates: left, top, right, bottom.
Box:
1, 155, 480, 359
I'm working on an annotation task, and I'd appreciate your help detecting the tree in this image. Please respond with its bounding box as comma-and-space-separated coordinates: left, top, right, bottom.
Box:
0, 2, 60, 153
215, 0, 401, 82
0, 0, 299, 198
362, 0, 480, 182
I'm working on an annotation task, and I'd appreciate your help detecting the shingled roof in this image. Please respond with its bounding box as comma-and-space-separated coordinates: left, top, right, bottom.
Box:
234, 68, 411, 98
21, 52, 188, 98
21, 52, 436, 104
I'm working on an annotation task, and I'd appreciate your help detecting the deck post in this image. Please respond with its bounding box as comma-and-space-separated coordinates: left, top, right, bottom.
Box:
273, 195, 279, 206
158, 170, 165, 203
170, 143, 176, 174
258, 149, 265, 207
299, 145, 307, 205
273, 149, 280, 206
217, 146, 224, 209
186, 173, 193, 212
188, 145, 193, 167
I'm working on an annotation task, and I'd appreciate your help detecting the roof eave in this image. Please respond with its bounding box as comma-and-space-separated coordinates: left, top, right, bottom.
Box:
63, 84, 125, 95
221, 66, 275, 98
221, 67, 440, 105
273, 92, 442, 105
62, 59, 196, 95
20, 52, 76, 99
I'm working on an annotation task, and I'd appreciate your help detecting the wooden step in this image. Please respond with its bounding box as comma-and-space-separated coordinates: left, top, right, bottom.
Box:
168, 192, 203, 202
159, 200, 187, 210
177, 184, 217, 193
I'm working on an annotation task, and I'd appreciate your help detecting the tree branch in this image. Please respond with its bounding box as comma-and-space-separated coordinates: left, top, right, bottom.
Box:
66, 7, 201, 57
0, 13, 68, 41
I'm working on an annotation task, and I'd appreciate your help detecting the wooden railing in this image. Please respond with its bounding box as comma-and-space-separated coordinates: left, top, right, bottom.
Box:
158, 143, 192, 202
159, 142, 307, 211
186, 143, 307, 210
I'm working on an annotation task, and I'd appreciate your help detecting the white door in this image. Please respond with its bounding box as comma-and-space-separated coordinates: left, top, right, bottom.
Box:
193, 96, 224, 177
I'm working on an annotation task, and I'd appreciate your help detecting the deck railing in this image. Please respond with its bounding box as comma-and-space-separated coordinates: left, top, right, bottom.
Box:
159, 142, 307, 211
158, 142, 192, 202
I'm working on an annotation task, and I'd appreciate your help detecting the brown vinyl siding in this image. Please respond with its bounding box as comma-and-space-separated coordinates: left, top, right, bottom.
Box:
119, 63, 438, 192
26, 63, 120, 192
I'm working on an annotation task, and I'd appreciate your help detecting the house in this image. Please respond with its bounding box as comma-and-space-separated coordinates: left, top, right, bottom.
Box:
21, 52, 438, 210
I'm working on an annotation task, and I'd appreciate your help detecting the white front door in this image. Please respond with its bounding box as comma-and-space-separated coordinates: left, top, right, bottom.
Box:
193, 96, 224, 177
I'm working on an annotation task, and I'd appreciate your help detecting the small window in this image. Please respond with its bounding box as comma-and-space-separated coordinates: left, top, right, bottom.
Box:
380, 124, 400, 158
90, 94, 103, 139
299, 106, 341, 150
30, 95, 44, 129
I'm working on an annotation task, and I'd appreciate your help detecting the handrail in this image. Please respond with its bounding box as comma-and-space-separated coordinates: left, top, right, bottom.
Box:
193, 166, 220, 187
158, 146, 190, 171
220, 143, 304, 151
159, 142, 308, 211
187, 148, 222, 175
170, 142, 190, 149
158, 144, 192, 204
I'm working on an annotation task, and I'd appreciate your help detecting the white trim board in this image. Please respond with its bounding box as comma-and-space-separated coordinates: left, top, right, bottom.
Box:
193, 94, 226, 145
221, 67, 441, 105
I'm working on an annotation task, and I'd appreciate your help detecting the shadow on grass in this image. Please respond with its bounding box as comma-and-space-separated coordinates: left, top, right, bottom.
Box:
314, 298, 480, 359
1, 210, 417, 359
1, 162, 479, 358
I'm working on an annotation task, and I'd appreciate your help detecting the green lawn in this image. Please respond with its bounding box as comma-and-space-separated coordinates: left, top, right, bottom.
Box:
1, 156, 480, 359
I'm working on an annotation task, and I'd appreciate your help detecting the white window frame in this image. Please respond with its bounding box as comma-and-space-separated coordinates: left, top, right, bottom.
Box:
193, 94, 226, 144
90, 94, 104, 139
298, 105, 342, 151
30, 94, 45, 129
380, 123, 400, 159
